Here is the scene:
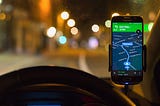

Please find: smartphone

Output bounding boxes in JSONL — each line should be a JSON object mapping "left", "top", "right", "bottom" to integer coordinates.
{"left": 110, "top": 16, "right": 143, "bottom": 85}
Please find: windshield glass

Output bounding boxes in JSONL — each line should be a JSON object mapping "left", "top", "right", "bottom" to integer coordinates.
{"left": 0, "top": 0, "right": 160, "bottom": 104}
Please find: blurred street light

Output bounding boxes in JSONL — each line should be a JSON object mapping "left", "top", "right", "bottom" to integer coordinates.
{"left": 71, "top": 27, "right": 78, "bottom": 35}
{"left": 112, "top": 13, "right": 120, "bottom": 17}
{"left": 88, "top": 37, "right": 99, "bottom": 49}
{"left": 0, "top": 0, "right": 2, "bottom": 4}
{"left": 105, "top": 20, "right": 111, "bottom": 28}
{"left": 47, "top": 27, "right": 57, "bottom": 38}
{"left": 61, "top": 11, "right": 69, "bottom": 20}
{"left": 58, "top": 35, "right": 67, "bottom": 44}
{"left": 92, "top": 24, "right": 99, "bottom": 32}
{"left": 67, "top": 19, "right": 75, "bottom": 27}
{"left": 0, "top": 12, "right": 6, "bottom": 20}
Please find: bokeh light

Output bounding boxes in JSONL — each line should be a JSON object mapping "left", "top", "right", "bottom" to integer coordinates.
{"left": 0, "top": 12, "right": 6, "bottom": 20}
{"left": 71, "top": 27, "right": 78, "bottom": 35}
{"left": 0, "top": 0, "right": 3, "bottom": 4}
{"left": 46, "top": 27, "right": 56, "bottom": 38}
{"left": 105, "top": 20, "right": 111, "bottom": 28}
{"left": 92, "top": 24, "right": 99, "bottom": 32}
{"left": 112, "top": 13, "right": 120, "bottom": 17}
{"left": 58, "top": 35, "right": 67, "bottom": 44}
{"left": 61, "top": 11, "right": 69, "bottom": 20}
{"left": 67, "top": 19, "right": 75, "bottom": 27}
{"left": 88, "top": 37, "right": 99, "bottom": 49}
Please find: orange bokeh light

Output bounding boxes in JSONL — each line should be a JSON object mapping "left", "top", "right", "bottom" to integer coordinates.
{"left": 39, "top": 0, "right": 51, "bottom": 16}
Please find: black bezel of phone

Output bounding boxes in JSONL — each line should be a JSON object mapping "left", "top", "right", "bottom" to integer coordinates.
{"left": 110, "top": 16, "right": 144, "bottom": 85}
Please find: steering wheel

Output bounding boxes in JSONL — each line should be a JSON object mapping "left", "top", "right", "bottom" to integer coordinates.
{"left": 0, "top": 66, "right": 135, "bottom": 106}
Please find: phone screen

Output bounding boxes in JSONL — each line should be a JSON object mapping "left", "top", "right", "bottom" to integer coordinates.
{"left": 111, "top": 21, "right": 143, "bottom": 77}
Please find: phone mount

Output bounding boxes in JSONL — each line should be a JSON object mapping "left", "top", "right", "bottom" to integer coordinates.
{"left": 108, "top": 44, "right": 147, "bottom": 95}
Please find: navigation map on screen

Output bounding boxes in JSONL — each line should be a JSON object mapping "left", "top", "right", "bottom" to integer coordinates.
{"left": 112, "top": 22, "right": 143, "bottom": 72}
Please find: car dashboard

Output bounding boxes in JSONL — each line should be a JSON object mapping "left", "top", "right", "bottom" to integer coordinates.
{"left": 3, "top": 83, "right": 105, "bottom": 106}
{"left": 0, "top": 66, "right": 136, "bottom": 106}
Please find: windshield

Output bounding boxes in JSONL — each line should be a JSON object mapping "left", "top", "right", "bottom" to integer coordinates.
{"left": 0, "top": 0, "right": 160, "bottom": 104}
{"left": 1, "top": 0, "right": 159, "bottom": 75}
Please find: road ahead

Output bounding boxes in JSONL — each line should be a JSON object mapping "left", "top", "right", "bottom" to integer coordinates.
{"left": 0, "top": 49, "right": 110, "bottom": 78}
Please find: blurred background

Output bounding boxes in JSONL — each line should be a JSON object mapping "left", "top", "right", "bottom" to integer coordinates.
{"left": 0, "top": 0, "right": 158, "bottom": 53}
{"left": 0, "top": 0, "right": 159, "bottom": 77}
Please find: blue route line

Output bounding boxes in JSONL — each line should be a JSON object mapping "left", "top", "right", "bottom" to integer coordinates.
{"left": 113, "top": 42, "right": 138, "bottom": 70}
{"left": 121, "top": 45, "right": 130, "bottom": 62}
{"left": 112, "top": 32, "right": 142, "bottom": 71}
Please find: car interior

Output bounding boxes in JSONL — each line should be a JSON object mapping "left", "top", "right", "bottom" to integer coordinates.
{"left": 0, "top": 0, "right": 160, "bottom": 106}
{"left": 0, "top": 66, "right": 136, "bottom": 106}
